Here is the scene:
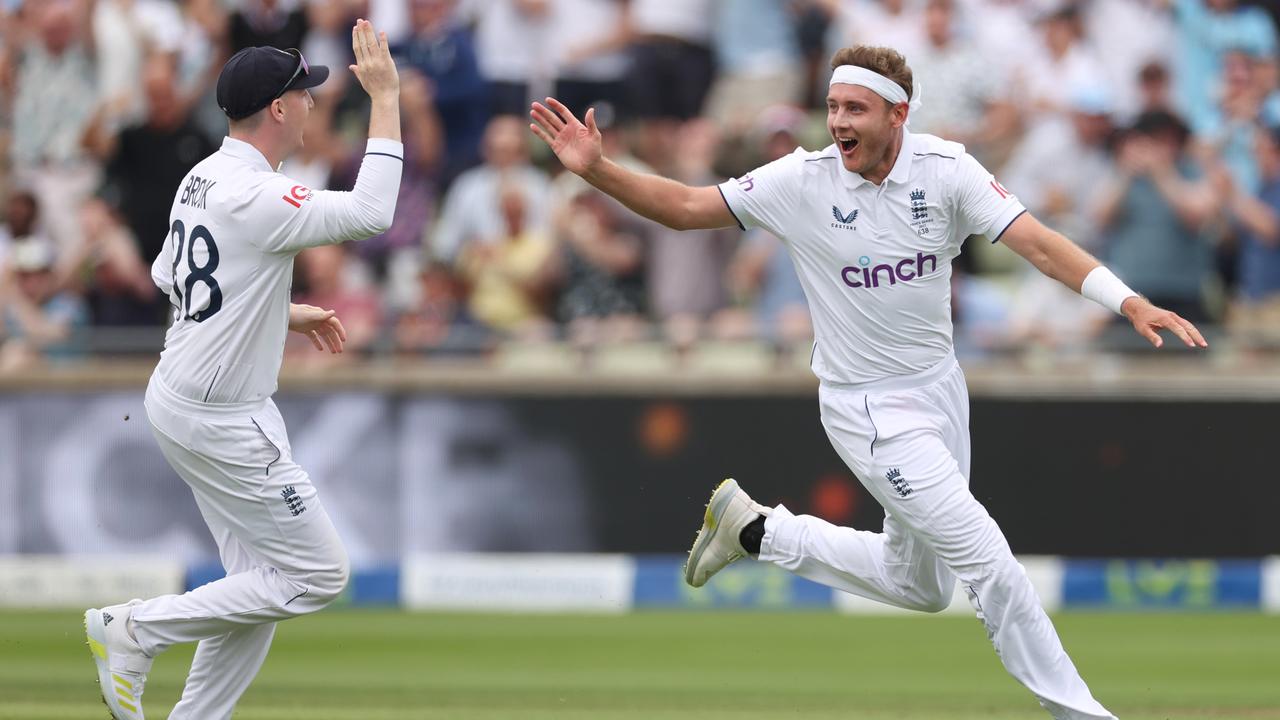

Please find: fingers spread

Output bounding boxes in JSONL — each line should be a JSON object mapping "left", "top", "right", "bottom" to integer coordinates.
{"left": 329, "top": 315, "right": 348, "bottom": 343}
{"left": 544, "top": 97, "right": 579, "bottom": 126}
{"left": 1161, "top": 315, "right": 1195, "bottom": 347}
{"left": 531, "top": 103, "right": 564, "bottom": 133}
{"left": 308, "top": 330, "right": 323, "bottom": 351}
{"left": 530, "top": 122, "right": 554, "bottom": 146}
{"left": 1180, "top": 317, "right": 1209, "bottom": 347}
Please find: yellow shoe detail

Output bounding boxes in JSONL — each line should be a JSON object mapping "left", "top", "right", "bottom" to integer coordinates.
{"left": 87, "top": 635, "right": 107, "bottom": 660}
{"left": 117, "top": 698, "right": 138, "bottom": 713}
{"left": 113, "top": 674, "right": 134, "bottom": 691}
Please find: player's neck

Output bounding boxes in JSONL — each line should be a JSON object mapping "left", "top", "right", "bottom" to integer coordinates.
{"left": 861, "top": 129, "right": 904, "bottom": 186}
{"left": 229, "top": 130, "right": 288, "bottom": 171}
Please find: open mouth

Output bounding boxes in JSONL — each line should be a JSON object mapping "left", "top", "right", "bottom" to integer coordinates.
{"left": 838, "top": 138, "right": 858, "bottom": 154}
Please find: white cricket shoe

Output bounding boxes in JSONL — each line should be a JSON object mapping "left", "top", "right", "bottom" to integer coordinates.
{"left": 85, "top": 600, "right": 152, "bottom": 720}
{"left": 684, "top": 478, "right": 770, "bottom": 588}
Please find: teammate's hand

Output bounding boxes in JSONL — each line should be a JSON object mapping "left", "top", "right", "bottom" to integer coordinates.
{"left": 1121, "top": 297, "right": 1208, "bottom": 349}
{"left": 348, "top": 18, "right": 399, "bottom": 102}
{"left": 530, "top": 97, "right": 602, "bottom": 177}
{"left": 288, "top": 303, "right": 348, "bottom": 354}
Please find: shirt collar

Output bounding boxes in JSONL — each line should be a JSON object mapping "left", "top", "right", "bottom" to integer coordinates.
{"left": 220, "top": 137, "right": 274, "bottom": 172}
{"left": 835, "top": 129, "right": 915, "bottom": 189}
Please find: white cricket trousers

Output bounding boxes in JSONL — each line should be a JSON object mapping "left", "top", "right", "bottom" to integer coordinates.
{"left": 132, "top": 377, "right": 349, "bottom": 720}
{"left": 760, "top": 356, "right": 1115, "bottom": 720}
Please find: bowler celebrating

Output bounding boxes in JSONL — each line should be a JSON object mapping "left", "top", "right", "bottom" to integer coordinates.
{"left": 83, "top": 20, "right": 402, "bottom": 720}
{"left": 531, "top": 46, "right": 1206, "bottom": 719}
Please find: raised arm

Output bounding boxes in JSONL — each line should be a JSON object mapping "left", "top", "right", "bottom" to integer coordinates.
{"left": 529, "top": 98, "right": 735, "bottom": 231}
{"left": 1000, "top": 213, "right": 1208, "bottom": 349}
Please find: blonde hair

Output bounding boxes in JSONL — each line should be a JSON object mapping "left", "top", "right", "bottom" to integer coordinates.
{"left": 829, "top": 46, "right": 913, "bottom": 101}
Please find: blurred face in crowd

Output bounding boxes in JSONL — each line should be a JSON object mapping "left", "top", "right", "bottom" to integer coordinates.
{"left": 483, "top": 116, "right": 528, "bottom": 169}
{"left": 826, "top": 82, "right": 906, "bottom": 177}
{"left": 16, "top": 268, "right": 56, "bottom": 304}
{"left": 1256, "top": 128, "right": 1280, "bottom": 179}
{"left": 409, "top": 0, "right": 453, "bottom": 33}
{"left": 6, "top": 194, "right": 38, "bottom": 237}
{"left": 924, "top": 0, "right": 954, "bottom": 48}
{"left": 38, "top": 2, "right": 77, "bottom": 55}
{"left": 1041, "top": 13, "right": 1079, "bottom": 57}
{"left": 301, "top": 245, "right": 344, "bottom": 295}
{"left": 144, "top": 57, "right": 182, "bottom": 129}
{"left": 1070, "top": 110, "right": 1112, "bottom": 147}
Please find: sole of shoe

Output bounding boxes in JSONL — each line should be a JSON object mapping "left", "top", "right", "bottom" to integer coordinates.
{"left": 85, "top": 609, "right": 136, "bottom": 720}
{"left": 684, "top": 478, "right": 739, "bottom": 588}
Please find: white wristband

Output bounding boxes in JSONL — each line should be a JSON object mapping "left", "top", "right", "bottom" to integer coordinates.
{"left": 1081, "top": 266, "right": 1139, "bottom": 315}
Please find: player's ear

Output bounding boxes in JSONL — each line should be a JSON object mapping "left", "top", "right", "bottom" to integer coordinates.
{"left": 270, "top": 97, "right": 287, "bottom": 124}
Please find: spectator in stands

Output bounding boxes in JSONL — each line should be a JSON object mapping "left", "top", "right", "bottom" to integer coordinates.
{"left": 1136, "top": 60, "right": 1176, "bottom": 116}
{"left": 0, "top": 238, "right": 87, "bottom": 370}
{"left": 175, "top": 0, "right": 231, "bottom": 144}
{"left": 7, "top": 0, "right": 100, "bottom": 255}
{"left": 705, "top": 0, "right": 803, "bottom": 132}
{"left": 93, "top": 0, "right": 186, "bottom": 130}
{"left": 88, "top": 54, "right": 216, "bottom": 263}
{"left": 550, "top": 0, "right": 632, "bottom": 121}
{"left": 292, "top": 245, "right": 383, "bottom": 359}
{"left": 429, "top": 114, "right": 550, "bottom": 262}
{"left": 393, "top": 259, "right": 479, "bottom": 354}
{"left": 393, "top": 0, "right": 489, "bottom": 184}
{"left": 1195, "top": 48, "right": 1272, "bottom": 194}
{"left": 906, "top": 0, "right": 1017, "bottom": 163}
{"left": 550, "top": 188, "right": 649, "bottom": 345}
{"left": 1002, "top": 86, "right": 1118, "bottom": 350}
{"left": 1218, "top": 125, "right": 1280, "bottom": 342}
{"left": 457, "top": 182, "right": 556, "bottom": 338}
{"left": 229, "top": 0, "right": 308, "bottom": 53}
{"left": 0, "top": 191, "right": 43, "bottom": 274}
{"left": 627, "top": 0, "right": 716, "bottom": 121}
{"left": 1003, "top": 83, "right": 1116, "bottom": 245}
{"left": 1095, "top": 110, "right": 1219, "bottom": 323}
{"left": 62, "top": 197, "right": 157, "bottom": 328}
{"left": 463, "top": 0, "right": 551, "bottom": 116}
{"left": 1172, "top": 0, "right": 1277, "bottom": 134}
{"left": 637, "top": 118, "right": 737, "bottom": 343}
{"left": 826, "top": 0, "right": 924, "bottom": 61}
{"left": 1082, "top": 0, "right": 1175, "bottom": 123}
{"left": 1022, "top": 3, "right": 1111, "bottom": 130}
{"left": 721, "top": 107, "right": 811, "bottom": 346}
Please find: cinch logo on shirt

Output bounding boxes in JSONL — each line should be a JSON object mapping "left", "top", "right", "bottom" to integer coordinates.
{"left": 841, "top": 252, "right": 938, "bottom": 289}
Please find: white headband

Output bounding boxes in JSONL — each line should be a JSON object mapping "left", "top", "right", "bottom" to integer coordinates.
{"left": 829, "top": 64, "right": 922, "bottom": 122}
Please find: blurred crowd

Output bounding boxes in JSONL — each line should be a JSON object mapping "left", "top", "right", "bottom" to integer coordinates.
{"left": 1, "top": 0, "right": 1279, "bottom": 371}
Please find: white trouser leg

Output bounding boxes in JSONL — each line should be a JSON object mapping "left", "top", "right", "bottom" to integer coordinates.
{"left": 168, "top": 498, "right": 278, "bottom": 720}
{"left": 761, "top": 369, "right": 1115, "bottom": 720}
{"left": 130, "top": 399, "right": 348, "bottom": 673}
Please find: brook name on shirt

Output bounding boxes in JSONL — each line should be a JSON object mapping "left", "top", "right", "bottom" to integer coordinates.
{"left": 842, "top": 252, "right": 938, "bottom": 289}
{"left": 179, "top": 175, "right": 216, "bottom": 210}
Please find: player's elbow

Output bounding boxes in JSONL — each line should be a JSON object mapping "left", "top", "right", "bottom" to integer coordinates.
{"left": 309, "top": 545, "right": 351, "bottom": 607}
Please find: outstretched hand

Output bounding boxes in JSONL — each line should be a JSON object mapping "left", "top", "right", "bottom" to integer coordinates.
{"left": 530, "top": 97, "right": 602, "bottom": 176}
{"left": 348, "top": 18, "right": 399, "bottom": 102}
{"left": 1122, "top": 297, "right": 1208, "bottom": 349}
{"left": 289, "top": 304, "right": 348, "bottom": 354}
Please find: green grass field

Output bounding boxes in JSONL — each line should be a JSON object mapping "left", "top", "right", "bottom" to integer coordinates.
{"left": 1, "top": 610, "right": 1277, "bottom": 719}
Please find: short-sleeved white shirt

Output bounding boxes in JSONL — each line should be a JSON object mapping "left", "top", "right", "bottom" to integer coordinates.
{"left": 719, "top": 131, "right": 1025, "bottom": 387}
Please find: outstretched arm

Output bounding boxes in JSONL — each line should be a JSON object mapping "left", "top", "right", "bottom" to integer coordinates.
{"left": 529, "top": 98, "right": 735, "bottom": 231}
{"left": 1000, "top": 213, "right": 1208, "bottom": 349}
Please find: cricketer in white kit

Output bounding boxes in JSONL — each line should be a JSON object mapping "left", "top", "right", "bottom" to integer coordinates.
{"left": 83, "top": 20, "right": 403, "bottom": 720}
{"left": 531, "top": 46, "right": 1207, "bottom": 719}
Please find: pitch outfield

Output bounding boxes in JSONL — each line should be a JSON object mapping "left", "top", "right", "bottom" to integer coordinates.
{"left": 1, "top": 610, "right": 1277, "bottom": 719}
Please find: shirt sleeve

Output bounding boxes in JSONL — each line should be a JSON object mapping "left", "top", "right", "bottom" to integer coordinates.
{"left": 717, "top": 149, "right": 806, "bottom": 238}
{"left": 952, "top": 152, "right": 1026, "bottom": 243}
{"left": 150, "top": 223, "right": 175, "bottom": 297}
{"left": 244, "top": 138, "right": 405, "bottom": 254}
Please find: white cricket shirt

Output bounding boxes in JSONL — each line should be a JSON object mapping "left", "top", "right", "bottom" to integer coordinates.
{"left": 719, "top": 131, "right": 1025, "bottom": 387}
{"left": 150, "top": 137, "right": 403, "bottom": 405}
